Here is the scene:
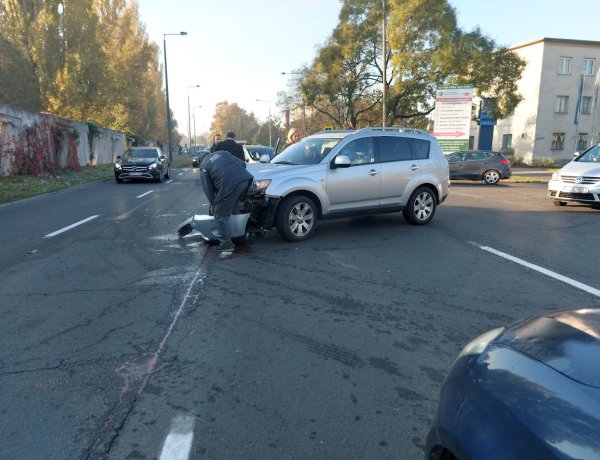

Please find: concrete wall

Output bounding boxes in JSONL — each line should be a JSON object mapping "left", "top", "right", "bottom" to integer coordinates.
{"left": 0, "top": 103, "right": 128, "bottom": 175}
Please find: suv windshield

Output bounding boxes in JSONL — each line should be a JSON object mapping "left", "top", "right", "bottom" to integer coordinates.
{"left": 273, "top": 137, "right": 342, "bottom": 165}
{"left": 123, "top": 148, "right": 159, "bottom": 160}
{"left": 577, "top": 144, "right": 600, "bottom": 162}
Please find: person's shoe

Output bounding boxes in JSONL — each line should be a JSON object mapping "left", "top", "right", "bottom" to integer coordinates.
{"left": 210, "top": 242, "right": 235, "bottom": 253}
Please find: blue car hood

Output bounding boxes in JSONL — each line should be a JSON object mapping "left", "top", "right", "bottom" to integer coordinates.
{"left": 497, "top": 308, "right": 600, "bottom": 388}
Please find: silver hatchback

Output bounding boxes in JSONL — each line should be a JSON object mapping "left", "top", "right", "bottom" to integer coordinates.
{"left": 548, "top": 143, "right": 600, "bottom": 208}
{"left": 245, "top": 127, "right": 450, "bottom": 242}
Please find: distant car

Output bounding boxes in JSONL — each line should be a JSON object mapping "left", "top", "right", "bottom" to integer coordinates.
{"left": 426, "top": 306, "right": 600, "bottom": 460}
{"left": 114, "top": 147, "right": 169, "bottom": 183}
{"left": 445, "top": 150, "right": 511, "bottom": 184}
{"left": 245, "top": 145, "right": 275, "bottom": 162}
{"left": 548, "top": 143, "right": 600, "bottom": 208}
{"left": 192, "top": 149, "right": 210, "bottom": 168}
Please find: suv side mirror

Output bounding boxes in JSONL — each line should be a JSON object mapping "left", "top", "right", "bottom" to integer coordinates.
{"left": 259, "top": 154, "right": 271, "bottom": 163}
{"left": 116, "top": 155, "right": 121, "bottom": 160}
{"left": 160, "top": 155, "right": 167, "bottom": 160}
{"left": 332, "top": 155, "right": 351, "bottom": 168}
{"left": 573, "top": 151, "right": 580, "bottom": 157}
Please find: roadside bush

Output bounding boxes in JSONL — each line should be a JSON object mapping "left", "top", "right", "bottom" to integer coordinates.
{"left": 532, "top": 158, "right": 558, "bottom": 168}
{"left": 504, "top": 151, "right": 527, "bottom": 166}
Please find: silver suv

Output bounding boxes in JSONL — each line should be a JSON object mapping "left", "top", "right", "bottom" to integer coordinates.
{"left": 245, "top": 127, "right": 450, "bottom": 242}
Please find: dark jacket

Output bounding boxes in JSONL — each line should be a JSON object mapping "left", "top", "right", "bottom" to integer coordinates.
{"left": 200, "top": 150, "right": 253, "bottom": 204}
{"left": 213, "top": 138, "right": 245, "bottom": 163}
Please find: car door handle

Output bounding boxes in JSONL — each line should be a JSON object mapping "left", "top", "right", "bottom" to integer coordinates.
{"left": 369, "top": 169, "right": 379, "bottom": 176}
{"left": 410, "top": 164, "right": 419, "bottom": 171}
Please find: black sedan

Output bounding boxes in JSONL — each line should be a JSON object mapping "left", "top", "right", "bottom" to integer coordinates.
{"left": 114, "top": 147, "right": 170, "bottom": 183}
{"left": 445, "top": 150, "right": 512, "bottom": 184}
{"left": 426, "top": 307, "right": 600, "bottom": 460}
{"left": 192, "top": 149, "right": 210, "bottom": 168}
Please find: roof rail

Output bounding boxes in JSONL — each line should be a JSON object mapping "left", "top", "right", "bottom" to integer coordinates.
{"left": 357, "top": 127, "right": 430, "bottom": 136}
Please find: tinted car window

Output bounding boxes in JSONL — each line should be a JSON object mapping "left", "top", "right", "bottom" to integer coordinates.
{"left": 445, "top": 152, "right": 464, "bottom": 162}
{"left": 123, "top": 148, "right": 159, "bottom": 160}
{"left": 409, "top": 138, "right": 430, "bottom": 159}
{"left": 378, "top": 137, "right": 412, "bottom": 162}
{"left": 338, "top": 138, "right": 375, "bottom": 165}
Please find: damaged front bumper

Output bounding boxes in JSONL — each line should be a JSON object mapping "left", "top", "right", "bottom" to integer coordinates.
{"left": 177, "top": 193, "right": 281, "bottom": 242}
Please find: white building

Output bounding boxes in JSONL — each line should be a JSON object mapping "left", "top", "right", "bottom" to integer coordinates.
{"left": 472, "top": 38, "right": 600, "bottom": 164}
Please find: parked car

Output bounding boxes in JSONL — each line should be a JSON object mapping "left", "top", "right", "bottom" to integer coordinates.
{"left": 192, "top": 149, "right": 210, "bottom": 168}
{"left": 114, "top": 147, "right": 169, "bottom": 183}
{"left": 548, "top": 143, "right": 600, "bottom": 208}
{"left": 445, "top": 150, "right": 511, "bottom": 184}
{"left": 242, "top": 127, "right": 449, "bottom": 242}
{"left": 426, "top": 306, "right": 600, "bottom": 460}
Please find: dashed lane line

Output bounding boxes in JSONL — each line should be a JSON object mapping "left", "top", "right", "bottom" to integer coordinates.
{"left": 44, "top": 215, "right": 99, "bottom": 238}
{"left": 136, "top": 190, "right": 154, "bottom": 198}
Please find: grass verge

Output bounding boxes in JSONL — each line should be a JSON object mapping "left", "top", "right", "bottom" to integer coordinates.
{"left": 0, "top": 165, "right": 113, "bottom": 204}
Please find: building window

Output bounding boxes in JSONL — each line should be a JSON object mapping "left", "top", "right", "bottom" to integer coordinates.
{"left": 581, "top": 96, "right": 592, "bottom": 114}
{"left": 468, "top": 136, "right": 474, "bottom": 150}
{"left": 552, "top": 133, "right": 565, "bottom": 150}
{"left": 502, "top": 134, "right": 512, "bottom": 149}
{"left": 559, "top": 57, "right": 572, "bottom": 75}
{"left": 577, "top": 133, "right": 588, "bottom": 151}
{"left": 556, "top": 96, "right": 569, "bottom": 113}
{"left": 582, "top": 59, "right": 595, "bottom": 76}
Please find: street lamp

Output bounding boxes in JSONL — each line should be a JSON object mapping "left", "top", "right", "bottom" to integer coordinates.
{"left": 256, "top": 99, "right": 272, "bottom": 146}
{"left": 163, "top": 31, "right": 187, "bottom": 163}
{"left": 382, "top": 0, "right": 387, "bottom": 127}
{"left": 193, "top": 105, "right": 202, "bottom": 147}
{"left": 187, "top": 85, "right": 200, "bottom": 151}
{"left": 281, "top": 71, "right": 307, "bottom": 135}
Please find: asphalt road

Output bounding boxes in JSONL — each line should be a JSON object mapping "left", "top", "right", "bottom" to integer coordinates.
{"left": 1, "top": 171, "right": 599, "bottom": 460}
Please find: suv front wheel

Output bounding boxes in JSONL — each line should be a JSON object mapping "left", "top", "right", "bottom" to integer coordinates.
{"left": 276, "top": 195, "right": 317, "bottom": 242}
{"left": 403, "top": 186, "right": 436, "bottom": 225}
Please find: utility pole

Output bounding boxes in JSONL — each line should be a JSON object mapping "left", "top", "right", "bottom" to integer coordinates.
{"left": 382, "top": 0, "right": 387, "bottom": 127}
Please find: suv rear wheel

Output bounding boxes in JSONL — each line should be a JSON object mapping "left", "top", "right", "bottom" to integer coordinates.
{"left": 403, "top": 186, "right": 436, "bottom": 225}
{"left": 276, "top": 195, "right": 317, "bottom": 242}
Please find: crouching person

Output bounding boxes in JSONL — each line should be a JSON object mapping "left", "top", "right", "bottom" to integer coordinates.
{"left": 200, "top": 150, "right": 253, "bottom": 253}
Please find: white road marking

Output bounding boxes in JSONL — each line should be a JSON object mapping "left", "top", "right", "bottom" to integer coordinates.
{"left": 158, "top": 415, "right": 195, "bottom": 460}
{"left": 178, "top": 172, "right": 184, "bottom": 176}
{"left": 167, "top": 179, "right": 174, "bottom": 183}
{"left": 477, "top": 244, "right": 600, "bottom": 298}
{"left": 44, "top": 215, "right": 99, "bottom": 238}
{"left": 137, "top": 190, "right": 154, "bottom": 198}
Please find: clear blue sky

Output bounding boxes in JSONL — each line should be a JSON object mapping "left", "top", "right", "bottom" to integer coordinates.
{"left": 138, "top": 0, "right": 599, "bottom": 141}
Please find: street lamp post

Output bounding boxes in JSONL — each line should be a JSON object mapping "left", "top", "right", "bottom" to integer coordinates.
{"left": 256, "top": 99, "right": 272, "bottom": 146}
{"left": 193, "top": 105, "right": 202, "bottom": 147}
{"left": 382, "top": 0, "right": 387, "bottom": 128}
{"left": 281, "top": 71, "right": 307, "bottom": 135}
{"left": 187, "top": 85, "right": 199, "bottom": 151}
{"left": 163, "top": 31, "right": 187, "bottom": 163}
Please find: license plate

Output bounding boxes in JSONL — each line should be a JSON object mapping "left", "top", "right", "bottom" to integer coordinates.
{"left": 562, "top": 185, "right": 587, "bottom": 193}
{"left": 129, "top": 172, "right": 142, "bottom": 176}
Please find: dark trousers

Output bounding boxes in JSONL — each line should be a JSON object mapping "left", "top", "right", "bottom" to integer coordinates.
{"left": 213, "top": 180, "right": 250, "bottom": 244}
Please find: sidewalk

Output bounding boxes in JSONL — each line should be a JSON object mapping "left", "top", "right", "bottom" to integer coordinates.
{"left": 512, "top": 167, "right": 552, "bottom": 178}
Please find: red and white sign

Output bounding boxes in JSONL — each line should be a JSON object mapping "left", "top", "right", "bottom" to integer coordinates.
{"left": 433, "top": 85, "right": 474, "bottom": 152}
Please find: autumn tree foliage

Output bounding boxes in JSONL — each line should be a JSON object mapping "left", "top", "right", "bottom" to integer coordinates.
{"left": 0, "top": 0, "right": 168, "bottom": 143}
